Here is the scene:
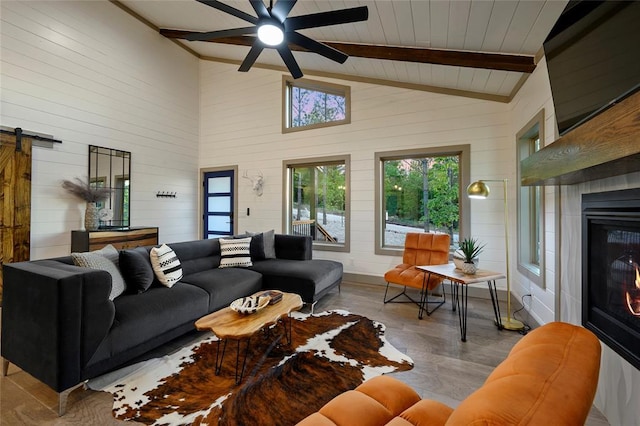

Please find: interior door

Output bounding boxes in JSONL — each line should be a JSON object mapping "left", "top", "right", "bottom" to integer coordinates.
{"left": 0, "top": 132, "right": 32, "bottom": 303}
{"left": 203, "top": 170, "right": 235, "bottom": 239}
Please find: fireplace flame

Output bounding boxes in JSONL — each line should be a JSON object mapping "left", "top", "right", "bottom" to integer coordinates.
{"left": 625, "top": 267, "right": 640, "bottom": 316}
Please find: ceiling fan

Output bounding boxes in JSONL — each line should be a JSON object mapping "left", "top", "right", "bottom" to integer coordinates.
{"left": 180, "top": 0, "right": 369, "bottom": 79}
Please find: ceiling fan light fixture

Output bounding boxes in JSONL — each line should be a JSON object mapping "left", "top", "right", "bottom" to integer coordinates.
{"left": 257, "top": 23, "right": 284, "bottom": 46}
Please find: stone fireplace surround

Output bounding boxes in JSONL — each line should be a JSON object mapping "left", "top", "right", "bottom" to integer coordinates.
{"left": 561, "top": 172, "right": 640, "bottom": 426}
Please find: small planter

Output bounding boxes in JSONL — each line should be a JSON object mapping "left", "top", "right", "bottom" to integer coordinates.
{"left": 457, "top": 238, "right": 485, "bottom": 275}
{"left": 461, "top": 261, "right": 478, "bottom": 275}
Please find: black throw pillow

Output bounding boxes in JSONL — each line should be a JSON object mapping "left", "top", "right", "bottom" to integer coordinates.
{"left": 249, "top": 232, "right": 266, "bottom": 261}
{"left": 119, "top": 248, "right": 155, "bottom": 293}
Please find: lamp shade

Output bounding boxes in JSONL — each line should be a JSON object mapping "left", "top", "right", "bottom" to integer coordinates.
{"left": 467, "top": 181, "right": 490, "bottom": 199}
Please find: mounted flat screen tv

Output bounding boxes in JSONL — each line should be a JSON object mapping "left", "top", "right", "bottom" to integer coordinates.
{"left": 543, "top": 1, "right": 640, "bottom": 136}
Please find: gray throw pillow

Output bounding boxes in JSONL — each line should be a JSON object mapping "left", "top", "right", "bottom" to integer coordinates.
{"left": 94, "top": 244, "right": 119, "bottom": 266}
{"left": 71, "top": 251, "right": 126, "bottom": 300}
{"left": 262, "top": 229, "right": 276, "bottom": 259}
{"left": 246, "top": 230, "right": 276, "bottom": 259}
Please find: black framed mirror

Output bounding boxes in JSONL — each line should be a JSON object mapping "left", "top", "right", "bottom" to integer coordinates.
{"left": 88, "top": 145, "right": 131, "bottom": 229}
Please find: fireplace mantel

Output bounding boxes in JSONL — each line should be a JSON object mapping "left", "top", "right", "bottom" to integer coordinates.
{"left": 521, "top": 90, "right": 640, "bottom": 186}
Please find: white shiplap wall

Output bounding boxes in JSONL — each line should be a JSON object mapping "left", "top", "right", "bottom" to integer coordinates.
{"left": 508, "top": 57, "right": 559, "bottom": 325}
{"left": 199, "top": 61, "right": 514, "bottom": 287}
{"left": 0, "top": 1, "right": 200, "bottom": 258}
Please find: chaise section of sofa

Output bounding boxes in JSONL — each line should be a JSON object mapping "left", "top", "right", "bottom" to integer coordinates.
{"left": 297, "top": 322, "right": 602, "bottom": 426}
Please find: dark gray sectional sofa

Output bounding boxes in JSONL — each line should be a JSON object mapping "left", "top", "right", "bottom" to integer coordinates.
{"left": 1, "top": 234, "right": 342, "bottom": 415}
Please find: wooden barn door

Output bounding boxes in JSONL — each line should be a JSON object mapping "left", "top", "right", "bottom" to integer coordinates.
{"left": 0, "top": 131, "right": 32, "bottom": 304}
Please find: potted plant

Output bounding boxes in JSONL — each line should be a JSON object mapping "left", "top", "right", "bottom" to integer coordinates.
{"left": 62, "top": 177, "right": 112, "bottom": 231}
{"left": 458, "top": 237, "right": 485, "bottom": 274}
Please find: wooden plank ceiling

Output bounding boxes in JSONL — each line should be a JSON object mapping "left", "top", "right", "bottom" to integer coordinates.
{"left": 117, "top": 0, "right": 568, "bottom": 101}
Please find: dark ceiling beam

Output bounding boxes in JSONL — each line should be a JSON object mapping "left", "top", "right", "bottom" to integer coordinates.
{"left": 159, "top": 29, "right": 536, "bottom": 73}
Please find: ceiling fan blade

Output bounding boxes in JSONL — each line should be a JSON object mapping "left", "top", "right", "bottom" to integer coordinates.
{"left": 196, "top": 0, "right": 258, "bottom": 25}
{"left": 271, "top": 0, "right": 297, "bottom": 22}
{"left": 185, "top": 26, "right": 257, "bottom": 41}
{"left": 276, "top": 46, "right": 303, "bottom": 79}
{"left": 238, "top": 41, "right": 265, "bottom": 72}
{"left": 249, "top": 0, "right": 269, "bottom": 19}
{"left": 285, "top": 6, "right": 368, "bottom": 31}
{"left": 289, "top": 32, "right": 348, "bottom": 64}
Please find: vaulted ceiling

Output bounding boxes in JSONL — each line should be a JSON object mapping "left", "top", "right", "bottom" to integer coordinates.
{"left": 115, "top": 0, "right": 568, "bottom": 102}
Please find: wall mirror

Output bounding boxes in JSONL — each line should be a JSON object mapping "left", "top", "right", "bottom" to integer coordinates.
{"left": 88, "top": 145, "right": 131, "bottom": 228}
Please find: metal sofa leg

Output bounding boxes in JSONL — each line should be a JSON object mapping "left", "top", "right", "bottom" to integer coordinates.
{"left": 58, "top": 382, "right": 85, "bottom": 416}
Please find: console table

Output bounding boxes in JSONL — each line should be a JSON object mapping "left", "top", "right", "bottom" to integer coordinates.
{"left": 417, "top": 263, "right": 505, "bottom": 342}
{"left": 71, "top": 227, "right": 158, "bottom": 252}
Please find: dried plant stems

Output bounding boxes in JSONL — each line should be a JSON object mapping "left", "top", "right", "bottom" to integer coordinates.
{"left": 62, "top": 177, "right": 112, "bottom": 203}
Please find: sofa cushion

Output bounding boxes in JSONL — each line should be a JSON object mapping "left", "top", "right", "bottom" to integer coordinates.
{"left": 219, "top": 237, "right": 253, "bottom": 268}
{"left": 169, "top": 239, "right": 220, "bottom": 275}
{"left": 180, "top": 268, "right": 262, "bottom": 311}
{"left": 150, "top": 244, "right": 183, "bottom": 288}
{"left": 71, "top": 251, "right": 126, "bottom": 300}
{"left": 250, "top": 259, "right": 342, "bottom": 303}
{"left": 120, "top": 248, "right": 155, "bottom": 293}
{"left": 106, "top": 284, "right": 209, "bottom": 355}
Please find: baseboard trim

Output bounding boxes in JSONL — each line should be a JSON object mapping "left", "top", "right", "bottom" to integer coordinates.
{"left": 343, "top": 272, "right": 509, "bottom": 302}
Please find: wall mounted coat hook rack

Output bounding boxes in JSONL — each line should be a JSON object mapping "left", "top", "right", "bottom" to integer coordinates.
{"left": 156, "top": 191, "right": 177, "bottom": 198}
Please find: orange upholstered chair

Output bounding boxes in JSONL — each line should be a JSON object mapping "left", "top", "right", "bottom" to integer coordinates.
{"left": 384, "top": 233, "right": 450, "bottom": 318}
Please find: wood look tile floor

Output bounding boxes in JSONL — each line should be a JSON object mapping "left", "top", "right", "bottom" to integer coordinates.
{"left": 1, "top": 281, "right": 609, "bottom": 425}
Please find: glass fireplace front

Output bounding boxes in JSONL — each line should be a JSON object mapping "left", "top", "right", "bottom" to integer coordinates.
{"left": 582, "top": 188, "right": 640, "bottom": 370}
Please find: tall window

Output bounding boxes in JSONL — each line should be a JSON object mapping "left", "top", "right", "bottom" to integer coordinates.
{"left": 375, "top": 146, "right": 470, "bottom": 255}
{"left": 283, "top": 155, "right": 350, "bottom": 252}
{"left": 517, "top": 110, "right": 545, "bottom": 288}
{"left": 282, "top": 77, "right": 350, "bottom": 133}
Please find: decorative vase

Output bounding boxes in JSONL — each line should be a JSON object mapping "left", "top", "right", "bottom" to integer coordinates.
{"left": 85, "top": 202, "right": 99, "bottom": 231}
{"left": 461, "top": 261, "right": 478, "bottom": 275}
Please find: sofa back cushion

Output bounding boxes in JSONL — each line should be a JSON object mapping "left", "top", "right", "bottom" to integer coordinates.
{"left": 168, "top": 239, "right": 221, "bottom": 276}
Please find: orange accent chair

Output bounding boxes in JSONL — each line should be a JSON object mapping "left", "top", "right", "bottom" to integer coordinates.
{"left": 383, "top": 233, "right": 451, "bottom": 318}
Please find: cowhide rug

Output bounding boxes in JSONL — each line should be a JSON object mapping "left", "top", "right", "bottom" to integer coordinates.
{"left": 89, "top": 310, "right": 413, "bottom": 426}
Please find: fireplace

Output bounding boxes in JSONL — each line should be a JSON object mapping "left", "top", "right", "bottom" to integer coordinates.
{"left": 582, "top": 188, "right": 640, "bottom": 370}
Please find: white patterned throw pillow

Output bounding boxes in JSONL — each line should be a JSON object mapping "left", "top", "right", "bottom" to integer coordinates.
{"left": 150, "top": 244, "right": 183, "bottom": 288}
{"left": 219, "top": 237, "right": 253, "bottom": 268}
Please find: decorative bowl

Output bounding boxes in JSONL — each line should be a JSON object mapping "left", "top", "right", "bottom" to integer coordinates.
{"left": 230, "top": 295, "right": 270, "bottom": 315}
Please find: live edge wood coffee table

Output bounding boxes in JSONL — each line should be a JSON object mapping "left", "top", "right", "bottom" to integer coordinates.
{"left": 195, "top": 291, "right": 303, "bottom": 384}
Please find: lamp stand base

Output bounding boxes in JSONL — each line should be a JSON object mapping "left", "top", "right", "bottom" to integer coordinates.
{"left": 500, "top": 317, "right": 525, "bottom": 331}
